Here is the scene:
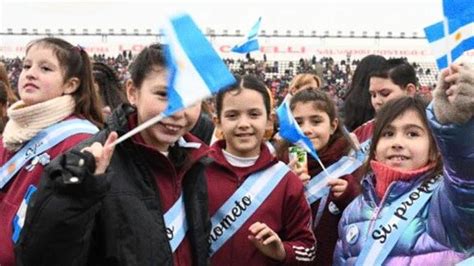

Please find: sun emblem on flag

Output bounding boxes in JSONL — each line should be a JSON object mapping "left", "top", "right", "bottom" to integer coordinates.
{"left": 177, "top": 59, "right": 186, "bottom": 70}
{"left": 7, "top": 162, "right": 16, "bottom": 174}
{"left": 455, "top": 32, "right": 462, "bottom": 42}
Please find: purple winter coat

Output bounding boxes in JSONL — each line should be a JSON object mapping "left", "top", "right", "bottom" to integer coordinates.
{"left": 333, "top": 103, "right": 474, "bottom": 265}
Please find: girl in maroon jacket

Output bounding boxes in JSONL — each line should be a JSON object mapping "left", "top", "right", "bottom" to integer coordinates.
{"left": 276, "top": 88, "right": 361, "bottom": 266}
{"left": 206, "top": 75, "right": 316, "bottom": 265}
{"left": 0, "top": 37, "right": 103, "bottom": 266}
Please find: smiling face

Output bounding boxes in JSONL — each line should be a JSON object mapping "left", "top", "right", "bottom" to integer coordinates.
{"left": 217, "top": 88, "right": 270, "bottom": 157}
{"left": 292, "top": 101, "right": 337, "bottom": 151}
{"left": 369, "top": 77, "right": 411, "bottom": 113}
{"left": 374, "top": 110, "right": 431, "bottom": 171}
{"left": 18, "top": 44, "right": 77, "bottom": 105}
{"left": 127, "top": 67, "right": 201, "bottom": 152}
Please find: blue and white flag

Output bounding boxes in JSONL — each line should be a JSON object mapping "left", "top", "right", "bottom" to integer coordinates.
{"left": 231, "top": 17, "right": 262, "bottom": 54}
{"left": 443, "top": 0, "right": 474, "bottom": 19}
{"left": 163, "top": 13, "right": 236, "bottom": 115}
{"left": 276, "top": 95, "right": 319, "bottom": 160}
{"left": 424, "top": 1, "right": 474, "bottom": 70}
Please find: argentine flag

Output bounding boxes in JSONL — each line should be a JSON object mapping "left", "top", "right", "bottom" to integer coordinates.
{"left": 163, "top": 14, "right": 236, "bottom": 115}
{"left": 443, "top": 0, "right": 474, "bottom": 19}
{"left": 424, "top": 1, "right": 474, "bottom": 70}
{"left": 276, "top": 95, "right": 319, "bottom": 160}
{"left": 231, "top": 17, "right": 262, "bottom": 54}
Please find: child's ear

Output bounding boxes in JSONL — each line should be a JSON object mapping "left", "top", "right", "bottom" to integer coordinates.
{"left": 405, "top": 83, "right": 417, "bottom": 96}
{"left": 125, "top": 79, "right": 137, "bottom": 105}
{"left": 330, "top": 117, "right": 339, "bottom": 135}
{"left": 212, "top": 114, "right": 220, "bottom": 127}
{"left": 63, "top": 77, "right": 80, "bottom": 94}
{"left": 266, "top": 112, "right": 275, "bottom": 128}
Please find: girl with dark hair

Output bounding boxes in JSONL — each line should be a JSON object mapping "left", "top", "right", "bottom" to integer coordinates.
{"left": 16, "top": 44, "right": 210, "bottom": 265}
{"left": 207, "top": 75, "right": 316, "bottom": 265}
{"left": 343, "top": 54, "right": 386, "bottom": 132}
{"left": 276, "top": 88, "right": 361, "bottom": 266}
{"left": 92, "top": 61, "right": 128, "bottom": 117}
{"left": 333, "top": 63, "right": 474, "bottom": 265}
{"left": 0, "top": 37, "right": 103, "bottom": 266}
{"left": 351, "top": 58, "right": 418, "bottom": 168}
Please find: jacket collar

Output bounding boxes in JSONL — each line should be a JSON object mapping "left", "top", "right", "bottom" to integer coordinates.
{"left": 361, "top": 172, "right": 431, "bottom": 205}
{"left": 209, "top": 139, "right": 277, "bottom": 179}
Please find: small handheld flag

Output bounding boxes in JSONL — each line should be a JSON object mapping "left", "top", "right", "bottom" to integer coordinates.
{"left": 276, "top": 95, "right": 330, "bottom": 175}
{"left": 424, "top": 0, "right": 474, "bottom": 70}
{"left": 231, "top": 17, "right": 262, "bottom": 54}
{"left": 112, "top": 13, "right": 236, "bottom": 146}
{"left": 276, "top": 95, "right": 319, "bottom": 160}
{"left": 163, "top": 14, "right": 236, "bottom": 116}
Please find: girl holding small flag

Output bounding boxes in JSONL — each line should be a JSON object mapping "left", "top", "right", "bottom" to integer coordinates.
{"left": 0, "top": 37, "right": 103, "bottom": 266}
{"left": 276, "top": 88, "right": 361, "bottom": 266}
{"left": 206, "top": 75, "right": 316, "bottom": 265}
{"left": 333, "top": 63, "right": 474, "bottom": 265}
{"left": 15, "top": 44, "right": 211, "bottom": 266}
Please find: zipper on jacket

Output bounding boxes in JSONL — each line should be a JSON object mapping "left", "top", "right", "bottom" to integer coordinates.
{"left": 367, "top": 182, "right": 396, "bottom": 233}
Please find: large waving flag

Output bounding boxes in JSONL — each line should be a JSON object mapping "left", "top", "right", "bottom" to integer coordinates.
{"left": 231, "top": 17, "right": 262, "bottom": 54}
{"left": 424, "top": 0, "right": 474, "bottom": 70}
{"left": 164, "top": 14, "right": 236, "bottom": 115}
{"left": 113, "top": 13, "right": 235, "bottom": 146}
{"left": 276, "top": 95, "right": 319, "bottom": 160}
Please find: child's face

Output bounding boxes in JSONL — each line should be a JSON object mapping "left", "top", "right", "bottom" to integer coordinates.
{"left": 292, "top": 102, "right": 337, "bottom": 151}
{"left": 217, "top": 88, "right": 270, "bottom": 157}
{"left": 18, "top": 45, "right": 76, "bottom": 105}
{"left": 127, "top": 68, "right": 201, "bottom": 152}
{"left": 375, "top": 110, "right": 431, "bottom": 171}
{"left": 369, "top": 77, "right": 411, "bottom": 112}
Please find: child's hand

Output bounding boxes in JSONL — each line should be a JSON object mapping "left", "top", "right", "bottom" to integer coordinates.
{"left": 81, "top": 132, "right": 118, "bottom": 175}
{"left": 327, "top": 179, "right": 348, "bottom": 198}
{"left": 433, "top": 63, "right": 474, "bottom": 124}
{"left": 248, "top": 221, "right": 286, "bottom": 262}
{"left": 289, "top": 158, "right": 310, "bottom": 185}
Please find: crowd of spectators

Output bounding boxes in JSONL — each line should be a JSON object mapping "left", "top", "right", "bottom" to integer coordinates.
{"left": 0, "top": 52, "right": 438, "bottom": 110}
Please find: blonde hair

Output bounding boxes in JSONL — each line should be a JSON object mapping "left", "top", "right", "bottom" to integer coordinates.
{"left": 289, "top": 73, "right": 322, "bottom": 94}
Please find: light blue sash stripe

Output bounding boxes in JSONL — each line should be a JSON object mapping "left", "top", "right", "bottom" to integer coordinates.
{"left": 209, "top": 162, "right": 289, "bottom": 255}
{"left": 457, "top": 256, "right": 474, "bottom": 266}
{"left": 12, "top": 184, "right": 37, "bottom": 243}
{"left": 0, "top": 119, "right": 98, "bottom": 189}
{"left": 304, "top": 139, "right": 370, "bottom": 205}
{"left": 164, "top": 193, "right": 188, "bottom": 252}
{"left": 355, "top": 174, "right": 442, "bottom": 266}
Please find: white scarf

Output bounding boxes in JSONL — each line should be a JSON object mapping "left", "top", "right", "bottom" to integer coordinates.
{"left": 2, "top": 95, "right": 76, "bottom": 151}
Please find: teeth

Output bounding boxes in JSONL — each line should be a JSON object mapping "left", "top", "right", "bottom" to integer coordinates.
{"left": 164, "top": 124, "right": 180, "bottom": 131}
{"left": 390, "top": 156, "right": 407, "bottom": 161}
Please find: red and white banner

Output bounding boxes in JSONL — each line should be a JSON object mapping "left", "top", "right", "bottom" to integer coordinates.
{"left": 2, "top": 35, "right": 474, "bottom": 62}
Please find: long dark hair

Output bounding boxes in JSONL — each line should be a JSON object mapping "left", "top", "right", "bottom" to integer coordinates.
{"left": 365, "top": 96, "right": 441, "bottom": 175}
{"left": 93, "top": 62, "right": 128, "bottom": 110}
{"left": 343, "top": 55, "right": 386, "bottom": 131}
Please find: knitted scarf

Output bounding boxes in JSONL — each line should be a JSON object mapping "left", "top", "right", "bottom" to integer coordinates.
{"left": 2, "top": 95, "right": 75, "bottom": 151}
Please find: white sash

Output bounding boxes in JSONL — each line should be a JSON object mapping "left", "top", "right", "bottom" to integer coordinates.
{"left": 355, "top": 174, "right": 442, "bottom": 266}
{"left": 209, "top": 161, "right": 290, "bottom": 255}
{"left": 163, "top": 193, "right": 187, "bottom": 252}
{"left": 0, "top": 119, "right": 99, "bottom": 189}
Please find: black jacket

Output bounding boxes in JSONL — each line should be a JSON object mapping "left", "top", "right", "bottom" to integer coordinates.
{"left": 15, "top": 104, "right": 211, "bottom": 266}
